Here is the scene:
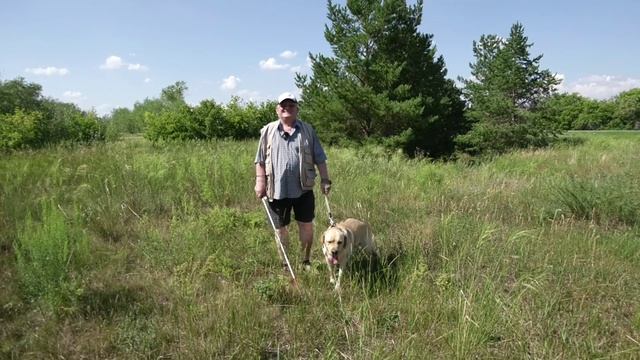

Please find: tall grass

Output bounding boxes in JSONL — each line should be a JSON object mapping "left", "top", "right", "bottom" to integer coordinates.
{"left": 1, "top": 132, "right": 639, "bottom": 358}
{"left": 13, "top": 202, "right": 90, "bottom": 311}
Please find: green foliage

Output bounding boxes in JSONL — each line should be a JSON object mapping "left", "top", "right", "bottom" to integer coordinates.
{"left": 0, "top": 77, "right": 44, "bottom": 115}
{"left": 573, "top": 100, "right": 614, "bottom": 130}
{"left": 106, "top": 83, "right": 186, "bottom": 139}
{"left": 160, "top": 80, "right": 188, "bottom": 107}
{"left": 194, "top": 99, "right": 227, "bottom": 138}
{"left": 0, "top": 109, "right": 44, "bottom": 150}
{"left": 0, "top": 77, "right": 106, "bottom": 149}
{"left": 538, "top": 93, "right": 594, "bottom": 130}
{"left": 611, "top": 88, "right": 640, "bottom": 129}
{"left": 13, "top": 202, "right": 90, "bottom": 310}
{"left": 144, "top": 104, "right": 203, "bottom": 141}
{"left": 459, "top": 23, "right": 560, "bottom": 154}
{"left": 143, "top": 94, "right": 276, "bottom": 141}
{"left": 67, "top": 111, "right": 106, "bottom": 142}
{"left": 455, "top": 119, "right": 552, "bottom": 155}
{"left": 223, "top": 97, "right": 275, "bottom": 139}
{"left": 297, "top": 0, "right": 468, "bottom": 157}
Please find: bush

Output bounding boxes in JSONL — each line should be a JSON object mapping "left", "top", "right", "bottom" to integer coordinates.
{"left": 0, "top": 109, "right": 44, "bottom": 150}
{"left": 67, "top": 111, "right": 106, "bottom": 142}
{"left": 144, "top": 104, "right": 204, "bottom": 141}
{"left": 455, "top": 121, "right": 552, "bottom": 155}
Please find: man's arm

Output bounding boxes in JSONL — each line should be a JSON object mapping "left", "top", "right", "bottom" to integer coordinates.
{"left": 255, "top": 163, "right": 266, "bottom": 198}
{"left": 317, "top": 162, "right": 331, "bottom": 195}
{"left": 317, "top": 162, "right": 329, "bottom": 181}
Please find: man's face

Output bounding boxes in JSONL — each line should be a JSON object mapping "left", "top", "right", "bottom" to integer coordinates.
{"left": 277, "top": 100, "right": 298, "bottom": 120}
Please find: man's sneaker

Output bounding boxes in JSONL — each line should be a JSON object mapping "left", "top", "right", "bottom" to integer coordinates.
{"left": 302, "top": 260, "right": 312, "bottom": 271}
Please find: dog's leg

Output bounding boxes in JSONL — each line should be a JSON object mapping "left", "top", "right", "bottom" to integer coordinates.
{"left": 334, "top": 266, "right": 343, "bottom": 291}
{"left": 326, "top": 261, "right": 336, "bottom": 285}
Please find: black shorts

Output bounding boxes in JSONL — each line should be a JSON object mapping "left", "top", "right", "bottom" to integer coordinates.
{"left": 267, "top": 191, "right": 315, "bottom": 228}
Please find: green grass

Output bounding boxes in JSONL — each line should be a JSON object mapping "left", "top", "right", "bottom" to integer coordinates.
{"left": 1, "top": 133, "right": 639, "bottom": 358}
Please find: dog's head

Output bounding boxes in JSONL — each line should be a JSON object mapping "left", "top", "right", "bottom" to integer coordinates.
{"left": 322, "top": 226, "right": 349, "bottom": 265}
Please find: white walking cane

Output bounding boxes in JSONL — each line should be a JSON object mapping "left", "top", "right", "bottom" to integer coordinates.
{"left": 261, "top": 196, "right": 298, "bottom": 285}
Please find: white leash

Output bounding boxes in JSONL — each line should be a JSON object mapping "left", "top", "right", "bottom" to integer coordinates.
{"left": 261, "top": 197, "right": 297, "bottom": 282}
{"left": 324, "top": 194, "right": 337, "bottom": 227}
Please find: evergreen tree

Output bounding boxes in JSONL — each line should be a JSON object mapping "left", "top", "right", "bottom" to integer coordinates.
{"left": 458, "top": 23, "right": 560, "bottom": 154}
{"left": 296, "top": 0, "right": 467, "bottom": 157}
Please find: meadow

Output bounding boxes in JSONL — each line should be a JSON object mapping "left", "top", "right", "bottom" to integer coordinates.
{"left": 1, "top": 132, "right": 639, "bottom": 359}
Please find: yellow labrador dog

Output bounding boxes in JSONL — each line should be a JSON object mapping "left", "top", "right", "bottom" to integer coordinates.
{"left": 321, "top": 218, "right": 377, "bottom": 290}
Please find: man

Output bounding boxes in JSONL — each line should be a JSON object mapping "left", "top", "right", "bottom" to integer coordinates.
{"left": 254, "top": 92, "right": 331, "bottom": 272}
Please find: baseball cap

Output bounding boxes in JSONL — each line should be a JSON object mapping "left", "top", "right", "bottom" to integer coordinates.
{"left": 277, "top": 92, "right": 298, "bottom": 104}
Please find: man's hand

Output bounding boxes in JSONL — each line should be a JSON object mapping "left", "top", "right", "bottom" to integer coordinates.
{"left": 255, "top": 176, "right": 266, "bottom": 198}
{"left": 321, "top": 178, "right": 332, "bottom": 195}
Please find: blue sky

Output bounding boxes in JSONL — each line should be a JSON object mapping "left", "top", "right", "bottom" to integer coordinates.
{"left": 1, "top": 0, "right": 638, "bottom": 115}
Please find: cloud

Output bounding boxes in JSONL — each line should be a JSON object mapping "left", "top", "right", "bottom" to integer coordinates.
{"left": 63, "top": 90, "right": 83, "bottom": 99}
{"left": 259, "top": 57, "right": 289, "bottom": 70}
{"left": 280, "top": 50, "right": 297, "bottom": 59}
{"left": 144, "top": 78, "right": 151, "bottom": 83}
{"left": 25, "top": 66, "right": 69, "bottom": 76}
{"left": 127, "top": 63, "right": 149, "bottom": 71}
{"left": 221, "top": 75, "right": 241, "bottom": 90}
{"left": 100, "top": 55, "right": 148, "bottom": 71}
{"left": 100, "top": 55, "right": 125, "bottom": 70}
{"left": 561, "top": 75, "right": 640, "bottom": 100}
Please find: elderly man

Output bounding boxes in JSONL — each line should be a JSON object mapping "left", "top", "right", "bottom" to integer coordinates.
{"left": 254, "top": 92, "right": 331, "bottom": 271}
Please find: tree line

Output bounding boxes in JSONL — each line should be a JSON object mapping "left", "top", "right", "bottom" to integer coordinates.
{"left": 2, "top": 0, "right": 638, "bottom": 156}
{"left": 0, "top": 78, "right": 105, "bottom": 151}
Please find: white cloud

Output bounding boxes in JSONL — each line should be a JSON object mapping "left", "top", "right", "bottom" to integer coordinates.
{"left": 306, "top": 56, "right": 313, "bottom": 68}
{"left": 25, "top": 66, "right": 69, "bottom": 76}
{"left": 63, "top": 90, "right": 83, "bottom": 99}
{"left": 127, "top": 63, "right": 148, "bottom": 71}
{"left": 144, "top": 78, "right": 151, "bottom": 83}
{"left": 280, "top": 50, "right": 297, "bottom": 59}
{"left": 259, "top": 57, "right": 289, "bottom": 70}
{"left": 561, "top": 75, "right": 640, "bottom": 100}
{"left": 100, "top": 55, "right": 125, "bottom": 69}
{"left": 100, "top": 55, "right": 148, "bottom": 71}
{"left": 221, "top": 75, "right": 241, "bottom": 90}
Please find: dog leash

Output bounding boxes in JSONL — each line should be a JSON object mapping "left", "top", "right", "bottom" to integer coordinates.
{"left": 261, "top": 197, "right": 297, "bottom": 284}
{"left": 324, "top": 194, "right": 337, "bottom": 227}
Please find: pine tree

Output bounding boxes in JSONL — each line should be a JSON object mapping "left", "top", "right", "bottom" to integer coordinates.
{"left": 296, "top": 0, "right": 467, "bottom": 157}
{"left": 458, "top": 23, "right": 560, "bottom": 154}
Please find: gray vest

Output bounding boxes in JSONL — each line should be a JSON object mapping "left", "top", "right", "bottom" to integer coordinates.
{"left": 260, "top": 120, "right": 316, "bottom": 200}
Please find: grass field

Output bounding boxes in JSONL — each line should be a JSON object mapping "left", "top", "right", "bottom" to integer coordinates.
{"left": 1, "top": 132, "right": 639, "bottom": 358}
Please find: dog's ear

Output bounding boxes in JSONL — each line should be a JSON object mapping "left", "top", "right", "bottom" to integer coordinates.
{"left": 341, "top": 228, "right": 350, "bottom": 248}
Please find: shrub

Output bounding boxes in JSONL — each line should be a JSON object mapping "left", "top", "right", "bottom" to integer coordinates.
{"left": 144, "top": 104, "right": 204, "bottom": 141}
{"left": 0, "top": 109, "right": 44, "bottom": 150}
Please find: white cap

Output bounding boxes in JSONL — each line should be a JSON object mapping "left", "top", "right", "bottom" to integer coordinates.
{"left": 277, "top": 92, "right": 298, "bottom": 104}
